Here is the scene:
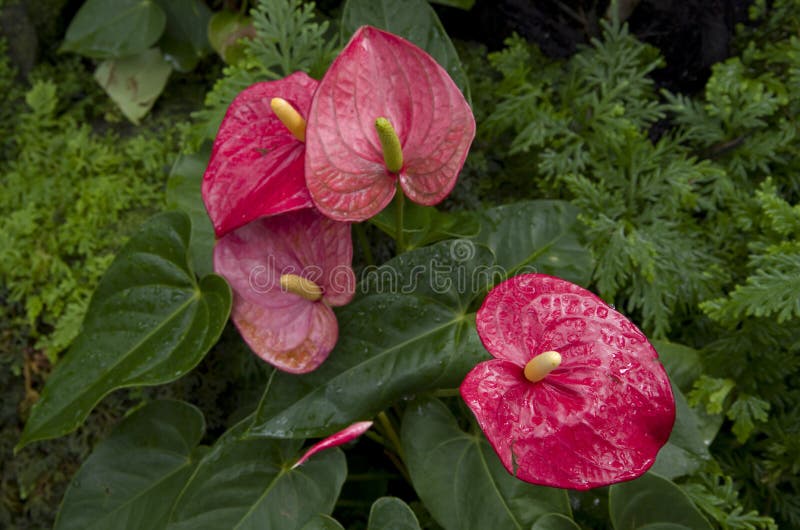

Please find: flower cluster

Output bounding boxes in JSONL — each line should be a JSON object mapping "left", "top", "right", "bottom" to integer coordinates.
{"left": 202, "top": 26, "right": 474, "bottom": 373}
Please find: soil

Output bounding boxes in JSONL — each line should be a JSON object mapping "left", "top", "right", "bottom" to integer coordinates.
{"left": 436, "top": 0, "right": 754, "bottom": 94}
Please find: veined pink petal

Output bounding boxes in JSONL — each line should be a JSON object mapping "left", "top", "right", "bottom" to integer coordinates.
{"left": 203, "top": 72, "right": 317, "bottom": 237}
{"left": 292, "top": 421, "right": 374, "bottom": 469}
{"left": 461, "top": 273, "right": 675, "bottom": 490}
{"left": 305, "top": 26, "right": 475, "bottom": 222}
{"left": 213, "top": 209, "right": 355, "bottom": 373}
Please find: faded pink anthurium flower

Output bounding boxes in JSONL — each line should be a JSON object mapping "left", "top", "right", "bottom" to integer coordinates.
{"left": 292, "top": 421, "right": 374, "bottom": 469}
{"left": 213, "top": 208, "right": 355, "bottom": 373}
{"left": 202, "top": 71, "right": 317, "bottom": 237}
{"left": 305, "top": 26, "right": 476, "bottom": 222}
{"left": 460, "top": 273, "right": 675, "bottom": 490}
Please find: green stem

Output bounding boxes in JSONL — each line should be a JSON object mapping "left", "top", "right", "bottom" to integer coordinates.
{"left": 354, "top": 223, "right": 375, "bottom": 266}
{"left": 377, "top": 411, "right": 405, "bottom": 462}
{"left": 432, "top": 388, "right": 461, "bottom": 397}
{"left": 394, "top": 186, "right": 405, "bottom": 254}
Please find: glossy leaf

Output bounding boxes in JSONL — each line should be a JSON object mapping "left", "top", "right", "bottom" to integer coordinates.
{"left": 342, "top": 0, "right": 470, "bottom": 98}
{"left": 214, "top": 209, "right": 355, "bottom": 373}
{"left": 650, "top": 384, "right": 712, "bottom": 480}
{"left": 401, "top": 398, "right": 571, "bottom": 530}
{"left": 301, "top": 515, "right": 346, "bottom": 530}
{"left": 462, "top": 274, "right": 675, "bottom": 490}
{"left": 94, "top": 48, "right": 172, "bottom": 124}
{"left": 202, "top": 72, "right": 316, "bottom": 237}
{"left": 55, "top": 401, "right": 205, "bottom": 530}
{"left": 207, "top": 11, "right": 255, "bottom": 65}
{"left": 167, "top": 421, "right": 346, "bottom": 530}
{"left": 371, "top": 201, "right": 480, "bottom": 250}
{"left": 155, "top": 0, "right": 213, "bottom": 72}
{"left": 249, "top": 240, "right": 492, "bottom": 438}
{"left": 305, "top": 26, "right": 475, "bottom": 221}
{"left": 368, "top": 497, "right": 421, "bottom": 530}
{"left": 474, "top": 200, "right": 593, "bottom": 286}
{"left": 609, "top": 472, "right": 712, "bottom": 530}
{"left": 652, "top": 340, "right": 703, "bottom": 392}
{"left": 429, "top": 0, "right": 476, "bottom": 9}
{"left": 166, "top": 147, "right": 214, "bottom": 277}
{"left": 17, "top": 212, "right": 231, "bottom": 449}
{"left": 61, "top": 0, "right": 166, "bottom": 59}
{"left": 531, "top": 513, "right": 581, "bottom": 530}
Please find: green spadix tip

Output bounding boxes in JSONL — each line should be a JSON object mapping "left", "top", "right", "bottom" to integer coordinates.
{"left": 375, "top": 117, "right": 403, "bottom": 173}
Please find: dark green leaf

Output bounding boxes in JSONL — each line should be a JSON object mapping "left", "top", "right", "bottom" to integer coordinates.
{"left": 94, "top": 48, "right": 172, "bottom": 124}
{"left": 155, "top": 0, "right": 213, "bottom": 72}
{"left": 473, "top": 200, "right": 593, "bottom": 286}
{"left": 371, "top": 202, "right": 480, "bottom": 250}
{"left": 609, "top": 472, "right": 712, "bottom": 530}
{"left": 428, "top": 0, "right": 475, "bottom": 9}
{"left": 368, "top": 497, "right": 421, "bottom": 530}
{"left": 652, "top": 340, "right": 702, "bottom": 392}
{"left": 166, "top": 147, "right": 215, "bottom": 278}
{"left": 18, "top": 212, "right": 231, "bottom": 449}
{"left": 61, "top": 0, "right": 166, "bottom": 59}
{"left": 301, "top": 515, "right": 346, "bottom": 530}
{"left": 167, "top": 422, "right": 346, "bottom": 529}
{"left": 249, "top": 241, "right": 493, "bottom": 438}
{"left": 650, "top": 385, "right": 712, "bottom": 480}
{"left": 402, "top": 398, "right": 571, "bottom": 530}
{"left": 207, "top": 11, "right": 254, "bottom": 65}
{"left": 531, "top": 513, "right": 582, "bottom": 530}
{"left": 54, "top": 401, "right": 204, "bottom": 530}
{"left": 341, "top": 0, "right": 471, "bottom": 100}
{"left": 639, "top": 523, "right": 693, "bottom": 530}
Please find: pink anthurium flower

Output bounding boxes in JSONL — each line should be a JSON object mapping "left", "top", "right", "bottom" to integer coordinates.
{"left": 202, "top": 71, "right": 317, "bottom": 237}
{"left": 292, "top": 421, "right": 374, "bottom": 469}
{"left": 305, "top": 26, "right": 476, "bottom": 222}
{"left": 214, "top": 208, "right": 355, "bottom": 373}
{"left": 460, "top": 274, "right": 675, "bottom": 490}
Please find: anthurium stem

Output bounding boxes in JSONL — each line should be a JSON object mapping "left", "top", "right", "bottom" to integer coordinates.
{"left": 354, "top": 223, "right": 375, "bottom": 266}
{"left": 279, "top": 274, "right": 322, "bottom": 301}
{"left": 375, "top": 117, "right": 403, "bottom": 173}
{"left": 270, "top": 97, "right": 306, "bottom": 142}
{"left": 394, "top": 186, "right": 405, "bottom": 253}
{"left": 524, "top": 350, "right": 562, "bottom": 383}
{"left": 377, "top": 411, "right": 405, "bottom": 462}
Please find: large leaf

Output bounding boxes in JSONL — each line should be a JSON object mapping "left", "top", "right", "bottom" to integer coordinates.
{"left": 341, "top": 0, "right": 470, "bottom": 100}
{"left": 94, "top": 48, "right": 172, "bottom": 124}
{"left": 609, "top": 472, "right": 712, "bottom": 530}
{"left": 155, "top": 0, "right": 213, "bottom": 72}
{"left": 368, "top": 497, "right": 421, "bottom": 530}
{"left": 248, "top": 241, "right": 493, "bottom": 438}
{"left": 650, "top": 385, "right": 712, "bottom": 480}
{"left": 301, "top": 515, "right": 346, "bottom": 530}
{"left": 18, "top": 212, "right": 231, "bottom": 449}
{"left": 531, "top": 514, "right": 581, "bottom": 530}
{"left": 652, "top": 340, "right": 703, "bottom": 392}
{"left": 474, "top": 200, "right": 592, "bottom": 286}
{"left": 61, "top": 0, "right": 166, "bottom": 59}
{"left": 429, "top": 0, "right": 475, "bottom": 9}
{"left": 167, "top": 422, "right": 346, "bottom": 529}
{"left": 401, "top": 398, "right": 571, "bottom": 530}
{"left": 166, "top": 147, "right": 215, "bottom": 278}
{"left": 371, "top": 202, "right": 480, "bottom": 250}
{"left": 55, "top": 401, "right": 205, "bottom": 530}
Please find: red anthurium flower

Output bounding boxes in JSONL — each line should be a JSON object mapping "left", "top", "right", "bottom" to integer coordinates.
{"left": 460, "top": 274, "right": 675, "bottom": 490}
{"left": 202, "top": 71, "right": 317, "bottom": 237}
{"left": 305, "top": 26, "right": 476, "bottom": 222}
{"left": 214, "top": 208, "right": 355, "bottom": 373}
{"left": 292, "top": 421, "right": 374, "bottom": 469}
